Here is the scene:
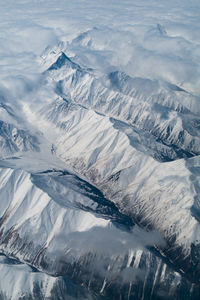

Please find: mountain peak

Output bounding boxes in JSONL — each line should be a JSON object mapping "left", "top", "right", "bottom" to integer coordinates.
{"left": 48, "top": 52, "right": 81, "bottom": 72}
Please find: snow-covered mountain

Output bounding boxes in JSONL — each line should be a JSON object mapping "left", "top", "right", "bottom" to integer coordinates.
{"left": 0, "top": 47, "right": 199, "bottom": 299}
{"left": 0, "top": 0, "right": 200, "bottom": 299}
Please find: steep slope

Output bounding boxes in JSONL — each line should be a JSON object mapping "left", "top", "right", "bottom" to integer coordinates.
{"left": 43, "top": 52, "right": 200, "bottom": 157}
{"left": 0, "top": 166, "right": 200, "bottom": 300}
{"left": 0, "top": 0, "right": 200, "bottom": 298}
{"left": 0, "top": 121, "right": 40, "bottom": 157}
{"left": 0, "top": 254, "right": 96, "bottom": 300}
{"left": 38, "top": 94, "right": 200, "bottom": 283}
{"left": 12, "top": 49, "right": 199, "bottom": 294}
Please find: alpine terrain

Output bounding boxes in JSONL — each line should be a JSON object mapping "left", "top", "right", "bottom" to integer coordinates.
{"left": 0, "top": 0, "right": 200, "bottom": 299}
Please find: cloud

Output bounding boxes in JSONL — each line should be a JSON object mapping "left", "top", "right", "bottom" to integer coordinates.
{"left": 62, "top": 225, "right": 165, "bottom": 257}
{"left": 50, "top": 224, "right": 165, "bottom": 283}
{"left": 0, "top": 0, "right": 200, "bottom": 98}
{"left": 0, "top": 2, "right": 199, "bottom": 299}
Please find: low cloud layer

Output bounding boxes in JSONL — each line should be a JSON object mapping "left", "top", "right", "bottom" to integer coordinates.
{"left": 50, "top": 224, "right": 165, "bottom": 283}
{"left": 0, "top": 1, "right": 199, "bottom": 298}
{"left": 63, "top": 225, "right": 165, "bottom": 257}
{"left": 0, "top": 0, "right": 200, "bottom": 99}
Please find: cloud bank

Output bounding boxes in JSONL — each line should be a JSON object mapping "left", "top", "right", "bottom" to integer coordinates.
{"left": 0, "top": 0, "right": 200, "bottom": 99}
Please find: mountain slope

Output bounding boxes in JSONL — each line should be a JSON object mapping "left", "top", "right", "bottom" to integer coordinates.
{"left": 0, "top": 5, "right": 200, "bottom": 297}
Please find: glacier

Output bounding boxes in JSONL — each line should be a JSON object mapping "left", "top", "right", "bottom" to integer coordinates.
{"left": 0, "top": 0, "right": 200, "bottom": 299}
